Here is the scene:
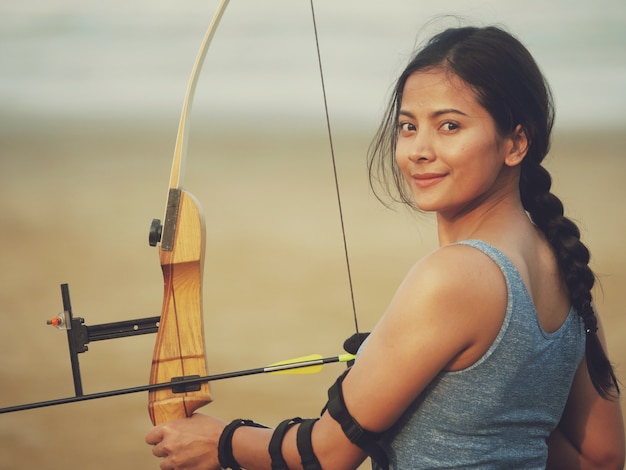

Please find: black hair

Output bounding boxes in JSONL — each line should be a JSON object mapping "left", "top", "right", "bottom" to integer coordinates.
{"left": 368, "top": 26, "right": 619, "bottom": 398}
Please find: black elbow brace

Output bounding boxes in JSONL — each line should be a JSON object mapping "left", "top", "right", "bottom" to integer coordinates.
{"left": 324, "top": 370, "right": 389, "bottom": 470}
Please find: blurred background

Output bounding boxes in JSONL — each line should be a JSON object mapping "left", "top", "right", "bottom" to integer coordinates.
{"left": 0, "top": 1, "right": 624, "bottom": 468}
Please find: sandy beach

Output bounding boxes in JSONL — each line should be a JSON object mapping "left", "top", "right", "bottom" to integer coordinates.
{"left": 0, "top": 117, "right": 624, "bottom": 469}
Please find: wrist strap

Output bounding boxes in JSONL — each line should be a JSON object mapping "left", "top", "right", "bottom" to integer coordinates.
{"left": 218, "top": 419, "right": 268, "bottom": 469}
{"left": 269, "top": 417, "right": 302, "bottom": 470}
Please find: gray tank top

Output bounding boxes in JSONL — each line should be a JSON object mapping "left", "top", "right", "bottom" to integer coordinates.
{"left": 372, "top": 239, "right": 585, "bottom": 469}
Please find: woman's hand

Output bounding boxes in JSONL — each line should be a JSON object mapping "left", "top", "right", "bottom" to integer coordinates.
{"left": 146, "top": 413, "right": 227, "bottom": 470}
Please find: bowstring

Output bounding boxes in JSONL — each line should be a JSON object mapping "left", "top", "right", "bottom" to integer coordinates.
{"left": 308, "top": 0, "right": 360, "bottom": 337}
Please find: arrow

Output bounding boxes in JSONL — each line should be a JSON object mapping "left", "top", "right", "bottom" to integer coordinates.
{"left": 0, "top": 353, "right": 355, "bottom": 415}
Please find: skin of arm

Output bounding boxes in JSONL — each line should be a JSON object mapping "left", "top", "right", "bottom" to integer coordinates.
{"left": 546, "top": 316, "right": 625, "bottom": 470}
{"left": 146, "top": 244, "right": 508, "bottom": 469}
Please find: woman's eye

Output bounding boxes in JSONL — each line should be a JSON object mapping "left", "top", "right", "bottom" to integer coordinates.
{"left": 398, "top": 122, "right": 416, "bottom": 133}
{"left": 441, "top": 121, "right": 459, "bottom": 132}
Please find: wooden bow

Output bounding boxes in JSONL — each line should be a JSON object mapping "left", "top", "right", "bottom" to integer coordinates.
{"left": 147, "top": 0, "right": 230, "bottom": 426}
{"left": 147, "top": 0, "right": 361, "bottom": 425}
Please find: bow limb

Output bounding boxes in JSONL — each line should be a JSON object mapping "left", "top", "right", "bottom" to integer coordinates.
{"left": 148, "top": 0, "right": 230, "bottom": 426}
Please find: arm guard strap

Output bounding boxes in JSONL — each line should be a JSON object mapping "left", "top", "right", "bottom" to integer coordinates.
{"left": 325, "top": 370, "right": 389, "bottom": 469}
{"left": 269, "top": 417, "right": 302, "bottom": 470}
{"left": 296, "top": 418, "right": 322, "bottom": 470}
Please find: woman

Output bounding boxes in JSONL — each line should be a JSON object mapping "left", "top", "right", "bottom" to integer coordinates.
{"left": 146, "top": 26, "right": 624, "bottom": 469}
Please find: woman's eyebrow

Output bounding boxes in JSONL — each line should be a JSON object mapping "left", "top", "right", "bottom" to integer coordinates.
{"left": 398, "top": 108, "right": 469, "bottom": 119}
{"left": 431, "top": 108, "right": 468, "bottom": 118}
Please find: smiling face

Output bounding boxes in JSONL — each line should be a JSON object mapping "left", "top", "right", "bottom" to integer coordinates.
{"left": 395, "top": 68, "right": 524, "bottom": 221}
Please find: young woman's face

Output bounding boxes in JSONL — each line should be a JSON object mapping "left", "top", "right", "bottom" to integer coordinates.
{"left": 395, "top": 69, "right": 515, "bottom": 219}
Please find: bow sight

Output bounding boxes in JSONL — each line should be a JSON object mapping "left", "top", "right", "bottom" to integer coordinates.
{"left": 46, "top": 283, "right": 161, "bottom": 397}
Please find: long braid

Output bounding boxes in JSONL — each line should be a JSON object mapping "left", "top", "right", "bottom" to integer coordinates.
{"left": 520, "top": 159, "right": 619, "bottom": 398}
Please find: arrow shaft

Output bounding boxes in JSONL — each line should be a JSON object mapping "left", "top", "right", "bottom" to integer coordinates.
{"left": 0, "top": 354, "right": 353, "bottom": 415}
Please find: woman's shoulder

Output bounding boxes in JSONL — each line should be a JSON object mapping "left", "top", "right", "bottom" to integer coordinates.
{"left": 398, "top": 242, "right": 508, "bottom": 322}
{"left": 410, "top": 241, "right": 504, "bottom": 290}
{"left": 400, "top": 242, "right": 508, "bottom": 366}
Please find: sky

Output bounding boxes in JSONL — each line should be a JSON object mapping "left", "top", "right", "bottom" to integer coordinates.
{"left": 0, "top": 0, "right": 625, "bottom": 130}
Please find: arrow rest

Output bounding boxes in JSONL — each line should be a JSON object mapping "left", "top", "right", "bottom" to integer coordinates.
{"left": 171, "top": 375, "right": 202, "bottom": 394}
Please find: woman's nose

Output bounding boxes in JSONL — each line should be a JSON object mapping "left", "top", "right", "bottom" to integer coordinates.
{"left": 407, "top": 132, "right": 435, "bottom": 162}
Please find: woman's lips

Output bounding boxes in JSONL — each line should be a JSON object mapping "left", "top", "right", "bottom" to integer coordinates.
{"left": 412, "top": 173, "right": 446, "bottom": 188}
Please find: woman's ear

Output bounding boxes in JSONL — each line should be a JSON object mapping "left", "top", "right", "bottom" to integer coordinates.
{"left": 504, "top": 124, "right": 529, "bottom": 167}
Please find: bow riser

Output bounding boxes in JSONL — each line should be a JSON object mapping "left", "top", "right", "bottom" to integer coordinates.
{"left": 148, "top": 189, "right": 211, "bottom": 426}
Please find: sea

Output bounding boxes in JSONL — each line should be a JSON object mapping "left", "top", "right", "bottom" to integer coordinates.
{"left": 0, "top": 0, "right": 625, "bottom": 131}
